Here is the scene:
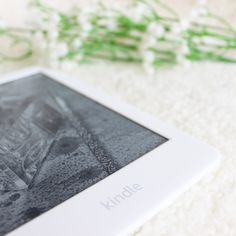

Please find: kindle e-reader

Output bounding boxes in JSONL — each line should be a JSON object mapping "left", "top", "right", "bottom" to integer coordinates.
{"left": 0, "top": 67, "right": 220, "bottom": 236}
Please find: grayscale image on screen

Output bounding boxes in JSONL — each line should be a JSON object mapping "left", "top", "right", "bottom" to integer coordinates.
{"left": 0, "top": 73, "right": 168, "bottom": 235}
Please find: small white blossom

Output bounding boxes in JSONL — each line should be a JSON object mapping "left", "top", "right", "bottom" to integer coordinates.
{"left": 179, "top": 44, "right": 190, "bottom": 55}
{"left": 176, "top": 54, "right": 191, "bottom": 67}
{"left": 147, "top": 22, "right": 165, "bottom": 38}
{"left": 107, "top": 21, "right": 118, "bottom": 31}
{"left": 0, "top": 19, "right": 6, "bottom": 30}
{"left": 145, "top": 36, "right": 157, "bottom": 47}
{"left": 126, "top": 10, "right": 143, "bottom": 23}
{"left": 104, "top": 11, "right": 116, "bottom": 19}
{"left": 192, "top": 36, "right": 202, "bottom": 44}
{"left": 75, "top": 54, "right": 83, "bottom": 62}
{"left": 77, "top": 14, "right": 93, "bottom": 33}
{"left": 48, "top": 30, "right": 59, "bottom": 41}
{"left": 143, "top": 50, "right": 156, "bottom": 64}
{"left": 129, "top": 30, "right": 142, "bottom": 38}
{"left": 72, "top": 38, "right": 82, "bottom": 48}
{"left": 191, "top": 7, "right": 208, "bottom": 20}
{"left": 80, "top": 31, "right": 90, "bottom": 39}
{"left": 179, "top": 19, "right": 190, "bottom": 31}
{"left": 202, "top": 36, "right": 227, "bottom": 46}
{"left": 82, "top": 22, "right": 93, "bottom": 33}
{"left": 56, "top": 42, "right": 69, "bottom": 57}
{"left": 125, "top": 2, "right": 150, "bottom": 23}
{"left": 50, "top": 13, "right": 60, "bottom": 25}
{"left": 98, "top": 18, "right": 118, "bottom": 31}
{"left": 171, "top": 23, "right": 182, "bottom": 35}
{"left": 135, "top": 2, "right": 149, "bottom": 16}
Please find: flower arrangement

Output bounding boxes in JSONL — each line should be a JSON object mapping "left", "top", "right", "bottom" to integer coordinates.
{"left": 0, "top": 0, "right": 236, "bottom": 73}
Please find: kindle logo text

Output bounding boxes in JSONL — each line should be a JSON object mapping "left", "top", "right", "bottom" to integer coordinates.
{"left": 100, "top": 184, "right": 143, "bottom": 211}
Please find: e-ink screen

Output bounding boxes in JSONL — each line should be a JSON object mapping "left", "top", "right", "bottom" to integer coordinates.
{"left": 0, "top": 73, "right": 168, "bottom": 235}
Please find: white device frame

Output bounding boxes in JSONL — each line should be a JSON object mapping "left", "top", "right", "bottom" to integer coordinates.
{"left": 0, "top": 67, "right": 220, "bottom": 236}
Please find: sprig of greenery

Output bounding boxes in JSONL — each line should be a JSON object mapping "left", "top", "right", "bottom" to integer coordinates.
{"left": 0, "top": 0, "right": 235, "bottom": 73}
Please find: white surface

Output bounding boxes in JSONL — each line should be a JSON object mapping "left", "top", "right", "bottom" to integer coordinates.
{"left": 3, "top": 67, "right": 219, "bottom": 236}
{"left": 0, "top": 1, "right": 236, "bottom": 236}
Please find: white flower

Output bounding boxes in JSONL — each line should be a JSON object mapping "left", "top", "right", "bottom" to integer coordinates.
{"left": 48, "top": 30, "right": 59, "bottom": 41}
{"left": 140, "top": 35, "right": 157, "bottom": 53}
{"left": 50, "top": 13, "right": 60, "bottom": 25}
{"left": 80, "top": 31, "right": 90, "bottom": 39}
{"left": 147, "top": 22, "right": 165, "bottom": 38}
{"left": 82, "top": 22, "right": 93, "bottom": 33}
{"left": 143, "top": 50, "right": 156, "bottom": 64}
{"left": 179, "top": 43, "right": 190, "bottom": 55}
{"left": 146, "top": 35, "right": 157, "bottom": 47}
{"left": 98, "top": 18, "right": 118, "bottom": 31}
{"left": 75, "top": 54, "right": 83, "bottom": 62}
{"left": 107, "top": 20, "right": 118, "bottom": 31}
{"left": 179, "top": 19, "right": 190, "bottom": 31}
{"left": 192, "top": 36, "right": 201, "bottom": 44}
{"left": 104, "top": 11, "right": 116, "bottom": 19}
{"left": 176, "top": 54, "right": 191, "bottom": 67}
{"left": 125, "top": 10, "right": 142, "bottom": 23}
{"left": 0, "top": 19, "right": 6, "bottom": 30}
{"left": 125, "top": 2, "right": 150, "bottom": 23}
{"left": 72, "top": 38, "right": 82, "bottom": 48}
{"left": 56, "top": 42, "right": 69, "bottom": 57}
{"left": 191, "top": 7, "right": 208, "bottom": 20}
{"left": 135, "top": 2, "right": 148, "bottom": 16}
{"left": 129, "top": 30, "right": 142, "bottom": 38}
{"left": 77, "top": 14, "right": 93, "bottom": 33}
{"left": 171, "top": 23, "right": 182, "bottom": 35}
{"left": 202, "top": 36, "right": 227, "bottom": 46}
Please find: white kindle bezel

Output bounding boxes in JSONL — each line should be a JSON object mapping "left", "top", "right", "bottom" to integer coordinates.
{"left": 0, "top": 67, "right": 220, "bottom": 236}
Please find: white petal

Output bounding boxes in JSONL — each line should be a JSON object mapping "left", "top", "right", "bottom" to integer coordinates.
{"left": 72, "top": 38, "right": 82, "bottom": 48}
{"left": 56, "top": 43, "right": 69, "bottom": 57}
{"left": 176, "top": 54, "right": 191, "bottom": 67}
{"left": 180, "top": 19, "right": 190, "bottom": 30}
{"left": 48, "top": 30, "right": 59, "bottom": 41}
{"left": 143, "top": 50, "right": 156, "bottom": 63}
{"left": 192, "top": 37, "right": 201, "bottom": 44}
{"left": 180, "top": 44, "right": 190, "bottom": 55}
{"left": 50, "top": 13, "right": 60, "bottom": 25}
{"left": 82, "top": 22, "right": 93, "bottom": 32}
{"left": 191, "top": 7, "right": 208, "bottom": 19}
{"left": 0, "top": 19, "right": 6, "bottom": 30}
{"left": 75, "top": 54, "right": 83, "bottom": 62}
{"left": 202, "top": 36, "right": 227, "bottom": 46}
{"left": 148, "top": 22, "right": 165, "bottom": 38}
{"left": 142, "top": 35, "right": 157, "bottom": 49}
{"left": 171, "top": 23, "right": 182, "bottom": 35}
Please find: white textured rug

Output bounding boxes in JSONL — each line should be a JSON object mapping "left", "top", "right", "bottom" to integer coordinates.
{"left": 0, "top": 0, "right": 236, "bottom": 235}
